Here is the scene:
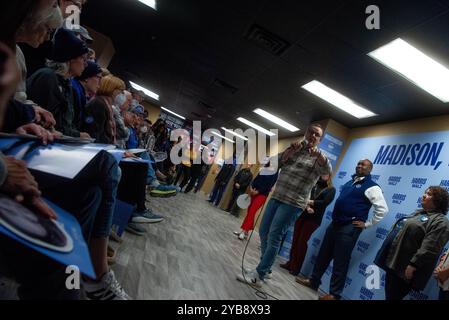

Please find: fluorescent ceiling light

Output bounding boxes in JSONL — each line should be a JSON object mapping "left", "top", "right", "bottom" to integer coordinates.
{"left": 138, "top": 0, "right": 157, "bottom": 10}
{"left": 253, "top": 108, "right": 300, "bottom": 132}
{"left": 129, "top": 81, "right": 159, "bottom": 101}
{"left": 301, "top": 80, "right": 376, "bottom": 119}
{"left": 368, "top": 38, "right": 449, "bottom": 103}
{"left": 236, "top": 117, "right": 276, "bottom": 136}
{"left": 211, "top": 131, "right": 235, "bottom": 144}
{"left": 221, "top": 127, "right": 249, "bottom": 141}
{"left": 161, "top": 106, "right": 186, "bottom": 120}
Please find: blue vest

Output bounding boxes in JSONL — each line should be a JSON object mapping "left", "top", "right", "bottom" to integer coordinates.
{"left": 332, "top": 174, "right": 379, "bottom": 224}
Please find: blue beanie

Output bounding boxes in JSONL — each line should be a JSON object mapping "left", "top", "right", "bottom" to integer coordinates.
{"left": 132, "top": 105, "right": 145, "bottom": 115}
{"left": 52, "top": 28, "right": 88, "bottom": 62}
{"left": 77, "top": 60, "right": 102, "bottom": 80}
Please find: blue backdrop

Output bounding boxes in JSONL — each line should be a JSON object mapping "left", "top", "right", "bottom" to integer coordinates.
{"left": 281, "top": 130, "right": 449, "bottom": 300}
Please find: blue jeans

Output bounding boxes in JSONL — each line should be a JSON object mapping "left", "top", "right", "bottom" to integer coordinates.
{"left": 209, "top": 181, "right": 227, "bottom": 206}
{"left": 78, "top": 151, "right": 120, "bottom": 238}
{"left": 440, "top": 289, "right": 449, "bottom": 300}
{"left": 137, "top": 151, "right": 157, "bottom": 185}
{"left": 0, "top": 234, "right": 82, "bottom": 300}
{"left": 310, "top": 222, "right": 363, "bottom": 299}
{"left": 34, "top": 150, "right": 119, "bottom": 239}
{"left": 257, "top": 199, "right": 303, "bottom": 279}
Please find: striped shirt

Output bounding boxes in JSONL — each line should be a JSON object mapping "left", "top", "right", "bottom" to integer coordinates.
{"left": 271, "top": 144, "right": 332, "bottom": 209}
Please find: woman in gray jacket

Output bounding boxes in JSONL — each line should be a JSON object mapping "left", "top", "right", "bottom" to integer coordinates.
{"left": 376, "top": 186, "right": 449, "bottom": 300}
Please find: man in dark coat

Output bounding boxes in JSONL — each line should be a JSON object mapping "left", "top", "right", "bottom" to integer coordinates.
{"left": 226, "top": 164, "right": 253, "bottom": 216}
{"left": 208, "top": 157, "right": 236, "bottom": 207}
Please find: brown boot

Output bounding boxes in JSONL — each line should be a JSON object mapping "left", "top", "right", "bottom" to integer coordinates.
{"left": 279, "top": 262, "right": 290, "bottom": 271}
{"left": 319, "top": 294, "right": 337, "bottom": 300}
{"left": 295, "top": 277, "right": 318, "bottom": 290}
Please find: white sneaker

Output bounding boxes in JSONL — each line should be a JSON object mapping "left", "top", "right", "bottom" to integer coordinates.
{"left": 236, "top": 269, "right": 263, "bottom": 288}
{"left": 233, "top": 231, "right": 241, "bottom": 236}
{"left": 265, "top": 271, "right": 273, "bottom": 280}
{"left": 243, "top": 267, "right": 272, "bottom": 280}
{"left": 84, "top": 270, "right": 131, "bottom": 300}
{"left": 238, "top": 232, "right": 247, "bottom": 240}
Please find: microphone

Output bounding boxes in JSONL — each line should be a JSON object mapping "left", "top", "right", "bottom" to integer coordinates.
{"left": 302, "top": 139, "right": 309, "bottom": 147}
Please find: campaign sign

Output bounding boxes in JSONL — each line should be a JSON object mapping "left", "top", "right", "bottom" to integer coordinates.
{"left": 299, "top": 131, "right": 449, "bottom": 300}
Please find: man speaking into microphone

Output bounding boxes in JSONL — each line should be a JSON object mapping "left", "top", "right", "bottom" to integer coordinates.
{"left": 237, "top": 123, "right": 332, "bottom": 287}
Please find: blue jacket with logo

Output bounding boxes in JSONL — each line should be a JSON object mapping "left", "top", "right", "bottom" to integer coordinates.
{"left": 332, "top": 174, "right": 379, "bottom": 224}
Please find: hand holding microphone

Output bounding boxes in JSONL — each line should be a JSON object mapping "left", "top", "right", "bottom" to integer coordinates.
{"left": 308, "top": 146, "right": 321, "bottom": 157}
{"left": 310, "top": 145, "right": 327, "bottom": 166}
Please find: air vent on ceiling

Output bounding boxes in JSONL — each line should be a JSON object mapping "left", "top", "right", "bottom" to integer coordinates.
{"left": 245, "top": 24, "right": 290, "bottom": 56}
{"left": 212, "top": 78, "right": 239, "bottom": 94}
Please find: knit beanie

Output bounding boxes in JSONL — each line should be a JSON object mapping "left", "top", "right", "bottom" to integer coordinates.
{"left": 51, "top": 28, "right": 88, "bottom": 62}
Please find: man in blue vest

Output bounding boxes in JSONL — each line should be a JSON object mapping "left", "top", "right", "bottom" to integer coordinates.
{"left": 296, "top": 159, "right": 388, "bottom": 300}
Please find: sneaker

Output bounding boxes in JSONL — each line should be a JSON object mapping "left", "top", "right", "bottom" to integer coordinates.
{"left": 236, "top": 269, "right": 263, "bottom": 288}
{"left": 238, "top": 232, "right": 247, "bottom": 241}
{"left": 243, "top": 267, "right": 272, "bottom": 280}
{"left": 125, "top": 222, "right": 147, "bottom": 236}
{"left": 84, "top": 270, "right": 130, "bottom": 300}
{"left": 132, "top": 209, "right": 164, "bottom": 223}
{"left": 149, "top": 188, "right": 177, "bottom": 198}
{"left": 233, "top": 231, "right": 241, "bottom": 236}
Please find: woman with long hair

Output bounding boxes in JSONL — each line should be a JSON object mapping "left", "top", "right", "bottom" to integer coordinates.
{"left": 83, "top": 75, "right": 125, "bottom": 144}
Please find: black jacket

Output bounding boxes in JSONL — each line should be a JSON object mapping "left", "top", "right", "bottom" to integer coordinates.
{"left": 215, "top": 163, "right": 236, "bottom": 185}
{"left": 233, "top": 168, "right": 253, "bottom": 191}
{"left": 83, "top": 96, "right": 114, "bottom": 144}
{"left": 27, "top": 67, "right": 81, "bottom": 137}
{"left": 303, "top": 184, "right": 336, "bottom": 226}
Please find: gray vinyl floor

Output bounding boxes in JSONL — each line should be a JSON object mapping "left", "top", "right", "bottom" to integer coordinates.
{"left": 112, "top": 191, "right": 318, "bottom": 300}
{"left": 0, "top": 191, "right": 319, "bottom": 300}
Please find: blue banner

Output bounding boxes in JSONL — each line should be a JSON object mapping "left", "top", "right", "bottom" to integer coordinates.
{"left": 319, "top": 132, "right": 345, "bottom": 170}
{"left": 300, "top": 131, "right": 449, "bottom": 300}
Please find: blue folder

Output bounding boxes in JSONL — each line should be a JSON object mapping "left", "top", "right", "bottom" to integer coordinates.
{"left": 112, "top": 200, "right": 135, "bottom": 236}
{"left": 0, "top": 199, "right": 96, "bottom": 279}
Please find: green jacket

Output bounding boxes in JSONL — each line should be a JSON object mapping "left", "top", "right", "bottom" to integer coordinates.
{"left": 27, "top": 67, "right": 80, "bottom": 137}
{"left": 385, "top": 209, "right": 449, "bottom": 290}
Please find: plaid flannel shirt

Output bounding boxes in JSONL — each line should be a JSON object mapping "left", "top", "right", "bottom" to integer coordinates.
{"left": 271, "top": 145, "right": 332, "bottom": 209}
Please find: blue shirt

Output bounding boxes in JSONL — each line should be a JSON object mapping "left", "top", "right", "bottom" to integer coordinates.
{"left": 126, "top": 127, "right": 139, "bottom": 149}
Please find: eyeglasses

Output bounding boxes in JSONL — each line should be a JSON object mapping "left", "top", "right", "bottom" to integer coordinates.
{"left": 307, "top": 129, "right": 322, "bottom": 138}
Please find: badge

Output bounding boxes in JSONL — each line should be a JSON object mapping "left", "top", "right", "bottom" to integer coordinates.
{"left": 85, "top": 116, "right": 94, "bottom": 124}
{"left": 420, "top": 216, "right": 429, "bottom": 222}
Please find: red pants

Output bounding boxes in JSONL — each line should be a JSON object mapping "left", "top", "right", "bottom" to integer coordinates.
{"left": 240, "top": 194, "right": 268, "bottom": 232}
{"left": 285, "top": 216, "right": 319, "bottom": 275}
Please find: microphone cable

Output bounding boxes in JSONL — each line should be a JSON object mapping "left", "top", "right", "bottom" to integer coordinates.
{"left": 239, "top": 198, "right": 280, "bottom": 300}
